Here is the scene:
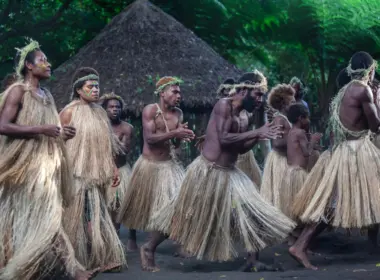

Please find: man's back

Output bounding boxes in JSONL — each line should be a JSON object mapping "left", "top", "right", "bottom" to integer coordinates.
{"left": 338, "top": 81, "right": 370, "bottom": 137}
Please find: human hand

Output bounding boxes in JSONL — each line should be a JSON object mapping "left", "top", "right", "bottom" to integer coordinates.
{"left": 255, "top": 122, "right": 283, "bottom": 140}
{"left": 175, "top": 122, "right": 195, "bottom": 140}
{"left": 62, "top": 125, "right": 76, "bottom": 140}
{"left": 41, "top": 124, "right": 61, "bottom": 138}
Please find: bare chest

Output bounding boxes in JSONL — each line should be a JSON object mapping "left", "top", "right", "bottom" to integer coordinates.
{"left": 230, "top": 116, "right": 240, "bottom": 133}
{"left": 155, "top": 113, "right": 179, "bottom": 132}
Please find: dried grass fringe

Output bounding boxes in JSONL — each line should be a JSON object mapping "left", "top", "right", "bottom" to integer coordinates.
{"left": 63, "top": 180, "right": 126, "bottom": 270}
{"left": 292, "top": 150, "right": 331, "bottom": 219}
{"left": 62, "top": 101, "right": 126, "bottom": 269}
{"left": 0, "top": 83, "right": 81, "bottom": 279}
{"left": 169, "top": 156, "right": 295, "bottom": 262}
{"left": 117, "top": 156, "right": 184, "bottom": 232}
{"left": 260, "top": 150, "right": 288, "bottom": 207}
{"left": 280, "top": 167, "right": 308, "bottom": 220}
{"left": 108, "top": 163, "right": 131, "bottom": 211}
{"left": 63, "top": 101, "right": 115, "bottom": 188}
{"left": 236, "top": 150, "right": 262, "bottom": 188}
{"left": 294, "top": 137, "right": 380, "bottom": 228}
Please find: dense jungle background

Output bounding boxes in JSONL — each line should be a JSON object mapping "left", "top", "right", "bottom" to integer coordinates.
{"left": 1, "top": 0, "right": 380, "bottom": 165}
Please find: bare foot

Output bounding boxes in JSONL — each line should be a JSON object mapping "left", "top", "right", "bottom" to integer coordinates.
{"left": 140, "top": 244, "right": 160, "bottom": 272}
{"left": 173, "top": 246, "right": 193, "bottom": 258}
{"left": 289, "top": 246, "right": 318, "bottom": 270}
{"left": 74, "top": 267, "right": 100, "bottom": 280}
{"left": 127, "top": 239, "right": 138, "bottom": 252}
{"left": 241, "top": 260, "right": 281, "bottom": 272}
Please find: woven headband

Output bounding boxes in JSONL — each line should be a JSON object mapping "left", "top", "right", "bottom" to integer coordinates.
{"left": 154, "top": 77, "right": 183, "bottom": 96}
{"left": 70, "top": 74, "right": 99, "bottom": 100}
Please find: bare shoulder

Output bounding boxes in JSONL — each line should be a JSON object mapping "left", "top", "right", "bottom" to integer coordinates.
{"left": 214, "top": 98, "right": 232, "bottom": 117}
{"left": 289, "top": 127, "right": 304, "bottom": 139}
{"left": 59, "top": 105, "right": 73, "bottom": 125}
{"left": 142, "top": 103, "right": 158, "bottom": 119}
{"left": 273, "top": 115, "right": 286, "bottom": 126}
{"left": 173, "top": 107, "right": 183, "bottom": 116}
{"left": 349, "top": 81, "right": 373, "bottom": 102}
{"left": 4, "top": 84, "right": 25, "bottom": 104}
{"left": 121, "top": 121, "right": 134, "bottom": 134}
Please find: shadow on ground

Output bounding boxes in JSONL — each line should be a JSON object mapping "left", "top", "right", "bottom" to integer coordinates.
{"left": 94, "top": 227, "right": 380, "bottom": 280}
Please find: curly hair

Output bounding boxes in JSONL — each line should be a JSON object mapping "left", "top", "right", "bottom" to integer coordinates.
{"left": 267, "top": 84, "right": 295, "bottom": 111}
{"left": 287, "top": 103, "right": 309, "bottom": 124}
{"left": 99, "top": 92, "right": 125, "bottom": 110}
{"left": 289, "top": 76, "right": 307, "bottom": 99}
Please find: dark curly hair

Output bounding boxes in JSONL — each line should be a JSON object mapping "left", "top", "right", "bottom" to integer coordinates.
{"left": 267, "top": 84, "right": 295, "bottom": 111}
{"left": 287, "top": 103, "right": 309, "bottom": 124}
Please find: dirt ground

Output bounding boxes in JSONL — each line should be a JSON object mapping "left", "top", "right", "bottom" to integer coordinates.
{"left": 95, "top": 227, "right": 380, "bottom": 280}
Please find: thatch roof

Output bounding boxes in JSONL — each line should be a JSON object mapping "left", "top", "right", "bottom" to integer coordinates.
{"left": 45, "top": 0, "right": 241, "bottom": 115}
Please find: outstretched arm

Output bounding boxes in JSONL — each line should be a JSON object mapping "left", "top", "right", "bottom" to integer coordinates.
{"left": 0, "top": 86, "right": 45, "bottom": 137}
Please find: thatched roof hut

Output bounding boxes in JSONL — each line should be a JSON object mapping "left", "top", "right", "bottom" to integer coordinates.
{"left": 46, "top": 0, "right": 241, "bottom": 115}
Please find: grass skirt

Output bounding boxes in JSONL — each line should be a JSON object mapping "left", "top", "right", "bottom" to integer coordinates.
{"left": 260, "top": 150, "right": 288, "bottom": 207}
{"left": 117, "top": 156, "right": 184, "bottom": 232}
{"left": 108, "top": 164, "right": 131, "bottom": 212}
{"left": 280, "top": 167, "right": 308, "bottom": 220}
{"left": 293, "top": 137, "right": 380, "bottom": 228}
{"left": 236, "top": 150, "right": 262, "bottom": 187}
{"left": 169, "top": 156, "right": 295, "bottom": 262}
{"left": 63, "top": 179, "right": 126, "bottom": 270}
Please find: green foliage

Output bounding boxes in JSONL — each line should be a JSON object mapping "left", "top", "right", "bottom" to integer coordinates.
{"left": 1, "top": 0, "right": 380, "bottom": 131}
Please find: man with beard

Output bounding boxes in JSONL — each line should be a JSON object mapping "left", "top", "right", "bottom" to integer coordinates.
{"left": 290, "top": 51, "right": 380, "bottom": 270}
{"left": 0, "top": 39, "right": 95, "bottom": 279}
{"left": 117, "top": 76, "right": 195, "bottom": 271}
{"left": 168, "top": 71, "right": 295, "bottom": 272}
{"left": 100, "top": 93, "right": 136, "bottom": 250}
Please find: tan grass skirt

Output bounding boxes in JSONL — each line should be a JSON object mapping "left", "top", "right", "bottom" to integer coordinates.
{"left": 169, "top": 156, "right": 295, "bottom": 262}
{"left": 260, "top": 150, "right": 288, "bottom": 207}
{"left": 236, "top": 150, "right": 262, "bottom": 187}
{"left": 293, "top": 137, "right": 380, "bottom": 228}
{"left": 280, "top": 167, "right": 308, "bottom": 220}
{"left": 307, "top": 150, "right": 321, "bottom": 172}
{"left": 108, "top": 164, "right": 131, "bottom": 212}
{"left": 117, "top": 156, "right": 184, "bottom": 232}
{"left": 372, "top": 134, "right": 380, "bottom": 149}
{"left": 63, "top": 179, "right": 126, "bottom": 270}
{"left": 292, "top": 150, "right": 331, "bottom": 219}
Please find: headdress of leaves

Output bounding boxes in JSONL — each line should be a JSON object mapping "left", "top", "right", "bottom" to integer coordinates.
{"left": 234, "top": 70, "right": 268, "bottom": 93}
{"left": 346, "top": 59, "right": 378, "bottom": 83}
{"left": 15, "top": 38, "right": 40, "bottom": 79}
{"left": 154, "top": 76, "right": 183, "bottom": 96}
{"left": 217, "top": 78, "right": 235, "bottom": 97}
